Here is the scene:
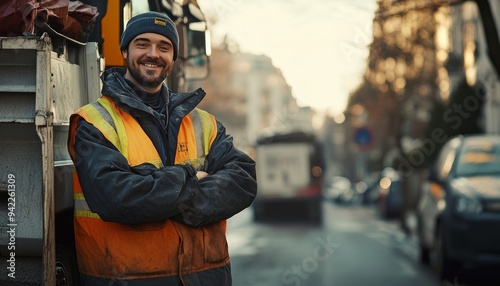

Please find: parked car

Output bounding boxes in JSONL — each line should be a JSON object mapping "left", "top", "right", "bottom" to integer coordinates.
{"left": 417, "top": 134, "right": 500, "bottom": 281}
{"left": 377, "top": 169, "right": 403, "bottom": 219}
{"left": 325, "top": 176, "right": 354, "bottom": 204}
{"left": 361, "top": 171, "right": 383, "bottom": 205}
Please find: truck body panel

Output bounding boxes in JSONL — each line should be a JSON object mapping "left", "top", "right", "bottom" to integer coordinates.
{"left": 256, "top": 143, "right": 312, "bottom": 197}
{"left": 0, "top": 35, "right": 101, "bottom": 285}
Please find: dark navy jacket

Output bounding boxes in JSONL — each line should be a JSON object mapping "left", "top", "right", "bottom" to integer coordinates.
{"left": 71, "top": 68, "right": 257, "bottom": 285}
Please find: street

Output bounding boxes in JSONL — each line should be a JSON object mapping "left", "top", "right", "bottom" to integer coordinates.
{"left": 226, "top": 201, "right": 496, "bottom": 286}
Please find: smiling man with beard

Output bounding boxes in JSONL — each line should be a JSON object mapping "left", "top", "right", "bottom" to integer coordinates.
{"left": 124, "top": 32, "right": 173, "bottom": 91}
{"left": 67, "top": 11, "right": 257, "bottom": 286}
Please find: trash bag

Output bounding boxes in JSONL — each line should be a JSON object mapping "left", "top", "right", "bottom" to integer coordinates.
{"left": 62, "top": 1, "right": 99, "bottom": 43}
{"left": 35, "top": 0, "right": 70, "bottom": 34}
{"left": 0, "top": 0, "right": 98, "bottom": 43}
{"left": 0, "top": 0, "right": 38, "bottom": 36}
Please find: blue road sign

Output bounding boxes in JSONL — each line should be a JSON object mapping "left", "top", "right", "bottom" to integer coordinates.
{"left": 353, "top": 127, "right": 373, "bottom": 150}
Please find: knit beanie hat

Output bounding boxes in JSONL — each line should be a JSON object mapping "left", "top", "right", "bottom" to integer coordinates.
{"left": 120, "top": 11, "right": 179, "bottom": 61}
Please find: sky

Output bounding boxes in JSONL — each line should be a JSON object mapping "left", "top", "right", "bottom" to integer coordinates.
{"left": 197, "top": 0, "right": 378, "bottom": 116}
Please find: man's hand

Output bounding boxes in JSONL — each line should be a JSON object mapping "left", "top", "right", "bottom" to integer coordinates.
{"left": 196, "top": 171, "right": 209, "bottom": 181}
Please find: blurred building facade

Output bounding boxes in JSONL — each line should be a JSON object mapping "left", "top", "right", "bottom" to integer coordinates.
{"left": 188, "top": 39, "right": 315, "bottom": 151}
{"left": 346, "top": 0, "right": 500, "bottom": 174}
{"left": 347, "top": 0, "right": 446, "bottom": 176}
{"left": 340, "top": 0, "right": 500, "bottom": 230}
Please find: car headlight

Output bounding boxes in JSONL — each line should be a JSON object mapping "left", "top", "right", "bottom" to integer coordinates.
{"left": 455, "top": 195, "right": 482, "bottom": 214}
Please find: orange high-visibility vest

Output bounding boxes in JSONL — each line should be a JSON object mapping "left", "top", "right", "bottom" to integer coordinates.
{"left": 68, "top": 96, "right": 228, "bottom": 280}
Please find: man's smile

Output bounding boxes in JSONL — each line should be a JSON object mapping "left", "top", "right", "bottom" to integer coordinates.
{"left": 140, "top": 60, "right": 164, "bottom": 69}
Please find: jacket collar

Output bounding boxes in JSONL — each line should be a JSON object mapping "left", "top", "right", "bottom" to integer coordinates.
{"left": 100, "top": 68, "right": 206, "bottom": 119}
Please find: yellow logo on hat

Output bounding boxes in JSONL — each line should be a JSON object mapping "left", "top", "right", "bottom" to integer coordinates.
{"left": 154, "top": 17, "right": 167, "bottom": 26}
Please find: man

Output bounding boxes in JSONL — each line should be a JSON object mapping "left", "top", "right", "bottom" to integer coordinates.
{"left": 67, "top": 11, "right": 257, "bottom": 286}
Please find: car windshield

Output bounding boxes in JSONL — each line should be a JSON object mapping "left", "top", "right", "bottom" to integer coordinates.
{"left": 455, "top": 138, "right": 500, "bottom": 177}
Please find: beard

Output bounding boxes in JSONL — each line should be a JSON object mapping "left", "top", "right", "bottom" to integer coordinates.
{"left": 125, "top": 56, "right": 173, "bottom": 89}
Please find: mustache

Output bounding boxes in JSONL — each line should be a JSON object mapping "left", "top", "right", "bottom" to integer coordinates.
{"left": 139, "top": 59, "right": 165, "bottom": 66}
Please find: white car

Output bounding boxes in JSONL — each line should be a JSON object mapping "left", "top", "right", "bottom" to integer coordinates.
{"left": 325, "top": 176, "right": 355, "bottom": 203}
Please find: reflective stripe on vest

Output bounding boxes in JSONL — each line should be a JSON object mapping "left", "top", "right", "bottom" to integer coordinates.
{"left": 181, "top": 105, "right": 217, "bottom": 170}
{"left": 74, "top": 193, "right": 99, "bottom": 219}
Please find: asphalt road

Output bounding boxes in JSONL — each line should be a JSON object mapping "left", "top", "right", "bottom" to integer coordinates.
{"left": 226, "top": 201, "right": 495, "bottom": 286}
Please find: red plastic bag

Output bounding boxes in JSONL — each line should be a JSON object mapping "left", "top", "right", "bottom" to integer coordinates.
{"left": 62, "top": 1, "right": 99, "bottom": 43}
{"left": 0, "top": 0, "right": 38, "bottom": 36}
{"left": 35, "top": 0, "right": 70, "bottom": 33}
{"left": 0, "top": 0, "right": 98, "bottom": 43}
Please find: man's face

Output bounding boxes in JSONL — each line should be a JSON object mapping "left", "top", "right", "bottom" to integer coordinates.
{"left": 122, "top": 32, "right": 175, "bottom": 93}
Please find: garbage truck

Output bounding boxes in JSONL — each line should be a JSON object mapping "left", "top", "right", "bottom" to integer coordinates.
{"left": 253, "top": 131, "right": 324, "bottom": 223}
{"left": 0, "top": 0, "right": 210, "bottom": 285}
